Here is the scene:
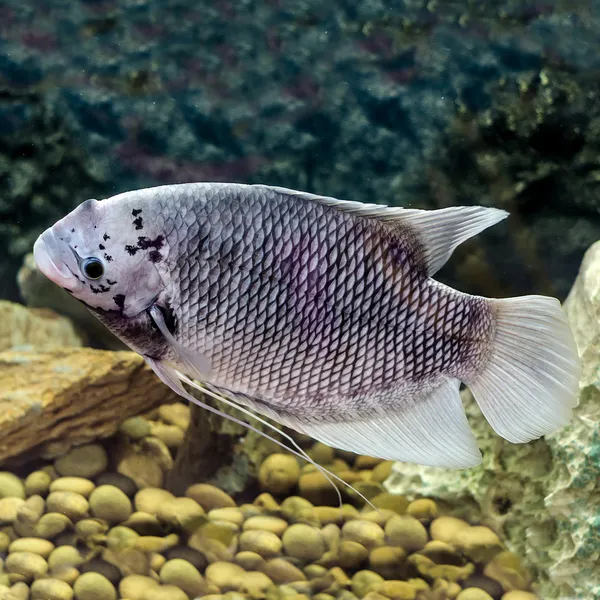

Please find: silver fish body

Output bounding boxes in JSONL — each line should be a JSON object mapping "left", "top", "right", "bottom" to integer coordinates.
{"left": 33, "top": 183, "right": 581, "bottom": 468}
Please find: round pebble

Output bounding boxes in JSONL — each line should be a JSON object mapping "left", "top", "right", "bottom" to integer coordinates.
{"left": 35, "top": 513, "right": 72, "bottom": 539}
{"left": 118, "top": 453, "right": 164, "bottom": 489}
{"left": 144, "top": 585, "right": 189, "bottom": 600}
{"left": 89, "top": 485, "right": 133, "bottom": 523}
{"left": 158, "top": 403, "right": 190, "bottom": 430}
{"left": 134, "top": 488, "right": 175, "bottom": 515}
{"left": 430, "top": 516, "right": 470, "bottom": 544}
{"left": 351, "top": 570, "right": 385, "bottom": 598}
{"left": 205, "top": 561, "right": 245, "bottom": 589}
{"left": 150, "top": 423, "right": 185, "bottom": 447}
{"left": 407, "top": 499, "right": 438, "bottom": 522}
{"left": 119, "top": 417, "right": 151, "bottom": 440}
{"left": 6, "top": 551, "right": 49, "bottom": 581}
{"left": 186, "top": 484, "right": 235, "bottom": 511}
{"left": 384, "top": 515, "right": 428, "bottom": 552}
{"left": 258, "top": 454, "right": 301, "bottom": 495}
{"left": 24, "top": 471, "right": 52, "bottom": 497}
{"left": 379, "top": 581, "right": 417, "bottom": 600}
{"left": 30, "top": 578, "right": 74, "bottom": 600}
{"left": 238, "top": 571, "right": 274, "bottom": 596}
{"left": 209, "top": 507, "right": 244, "bottom": 527}
{"left": 54, "top": 445, "right": 108, "bottom": 479}
{"left": 119, "top": 574, "right": 159, "bottom": 600}
{"left": 50, "top": 478, "right": 95, "bottom": 498}
{"left": 369, "top": 546, "right": 406, "bottom": 577}
{"left": 235, "top": 550, "right": 266, "bottom": 571}
{"left": 243, "top": 515, "right": 288, "bottom": 536}
{"left": 371, "top": 493, "right": 409, "bottom": 515}
{"left": 456, "top": 589, "right": 494, "bottom": 600}
{"left": 160, "top": 558, "right": 207, "bottom": 597}
{"left": 342, "top": 520, "right": 385, "bottom": 549}
{"left": 73, "top": 572, "right": 117, "bottom": 600}
{"left": 46, "top": 491, "right": 89, "bottom": 522}
{"left": 0, "top": 497, "right": 25, "bottom": 523}
{"left": 282, "top": 523, "right": 325, "bottom": 562}
{"left": 263, "top": 557, "right": 307, "bottom": 584}
{"left": 458, "top": 526, "right": 503, "bottom": 562}
{"left": 95, "top": 473, "right": 138, "bottom": 498}
{"left": 240, "top": 530, "right": 282, "bottom": 558}
{"left": 501, "top": 592, "right": 538, "bottom": 600}
{"left": 158, "top": 497, "right": 206, "bottom": 530}
{"left": 48, "top": 546, "right": 84, "bottom": 571}
{"left": 165, "top": 546, "right": 207, "bottom": 572}
{"left": 9, "top": 538, "right": 54, "bottom": 558}
{"left": 339, "top": 540, "right": 369, "bottom": 570}
{"left": 0, "top": 473, "right": 25, "bottom": 499}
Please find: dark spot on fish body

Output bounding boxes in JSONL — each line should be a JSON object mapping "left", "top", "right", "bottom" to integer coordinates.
{"left": 125, "top": 245, "right": 139, "bottom": 256}
{"left": 99, "top": 244, "right": 105, "bottom": 250}
{"left": 90, "top": 283, "right": 111, "bottom": 294}
{"left": 103, "top": 233, "right": 110, "bottom": 241}
{"left": 71, "top": 228, "right": 75, "bottom": 233}
{"left": 137, "top": 235, "right": 164, "bottom": 250}
{"left": 148, "top": 250, "right": 163, "bottom": 263}
{"left": 113, "top": 294, "right": 125, "bottom": 309}
{"left": 104, "top": 254, "right": 113, "bottom": 262}
{"left": 132, "top": 208, "right": 142, "bottom": 216}
{"left": 106, "top": 279, "right": 117, "bottom": 285}
{"left": 133, "top": 216, "right": 144, "bottom": 230}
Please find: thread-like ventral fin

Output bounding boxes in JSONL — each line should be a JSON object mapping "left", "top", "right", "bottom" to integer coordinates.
{"left": 265, "top": 185, "right": 508, "bottom": 275}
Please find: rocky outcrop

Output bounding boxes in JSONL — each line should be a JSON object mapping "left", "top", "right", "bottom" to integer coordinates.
{"left": 386, "top": 241, "right": 600, "bottom": 600}
{"left": 0, "top": 348, "right": 180, "bottom": 465}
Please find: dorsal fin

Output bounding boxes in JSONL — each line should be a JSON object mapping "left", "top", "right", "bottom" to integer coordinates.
{"left": 264, "top": 185, "right": 508, "bottom": 276}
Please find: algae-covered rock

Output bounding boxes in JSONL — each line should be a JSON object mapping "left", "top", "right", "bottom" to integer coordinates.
{"left": 386, "top": 241, "right": 600, "bottom": 600}
{"left": 0, "top": 348, "right": 180, "bottom": 465}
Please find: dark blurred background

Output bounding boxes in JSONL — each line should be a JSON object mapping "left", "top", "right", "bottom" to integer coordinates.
{"left": 2, "top": 0, "right": 599, "bottom": 321}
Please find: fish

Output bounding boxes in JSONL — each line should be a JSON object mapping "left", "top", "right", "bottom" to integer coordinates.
{"left": 33, "top": 183, "right": 581, "bottom": 470}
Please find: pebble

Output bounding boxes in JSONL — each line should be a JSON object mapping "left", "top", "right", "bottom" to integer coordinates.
{"left": 500, "top": 592, "right": 538, "bottom": 600}
{"left": 342, "top": 520, "right": 385, "bottom": 549}
{"left": 308, "top": 443, "right": 336, "bottom": 465}
{"left": 75, "top": 518, "right": 109, "bottom": 540}
{"left": 370, "top": 493, "right": 409, "bottom": 515}
{"left": 379, "top": 580, "right": 417, "bottom": 600}
{"left": 158, "top": 403, "right": 190, "bottom": 430}
{"left": 165, "top": 547, "right": 207, "bottom": 572}
{"left": 48, "top": 546, "right": 84, "bottom": 571}
{"left": 259, "top": 454, "right": 301, "bottom": 495}
{"left": 150, "top": 423, "right": 185, "bottom": 448}
{"left": 430, "top": 516, "right": 470, "bottom": 545}
{"left": 238, "top": 571, "right": 274, "bottom": 596}
{"left": 457, "top": 526, "right": 504, "bottom": 563}
{"left": 298, "top": 472, "right": 340, "bottom": 506}
{"left": 158, "top": 497, "right": 206, "bottom": 530}
{"left": 406, "top": 499, "right": 438, "bottom": 523}
{"left": 9, "top": 538, "right": 54, "bottom": 558}
{"left": 0, "top": 532, "right": 10, "bottom": 552}
{"left": 134, "top": 534, "right": 179, "bottom": 553}
{"left": 351, "top": 570, "right": 385, "bottom": 598}
{"left": 5, "top": 551, "right": 49, "bottom": 581}
{"left": 384, "top": 516, "right": 428, "bottom": 552}
{"left": 160, "top": 558, "right": 207, "bottom": 597}
{"left": 235, "top": 550, "right": 266, "bottom": 571}
{"left": 483, "top": 551, "right": 531, "bottom": 592}
{"left": 118, "top": 453, "right": 164, "bottom": 489}
{"left": 369, "top": 546, "right": 406, "bottom": 577}
{"left": 456, "top": 589, "right": 494, "bottom": 600}
{"left": 263, "top": 557, "right": 307, "bottom": 584}
{"left": 24, "top": 471, "right": 52, "bottom": 497}
{"left": 338, "top": 540, "right": 369, "bottom": 570}
{"left": 119, "top": 574, "right": 160, "bottom": 600}
{"left": 35, "top": 513, "right": 72, "bottom": 539}
{"left": 122, "top": 511, "right": 162, "bottom": 536}
{"left": 134, "top": 488, "right": 175, "bottom": 515}
{"left": 30, "top": 577, "right": 74, "bottom": 600}
{"left": 240, "top": 529, "right": 282, "bottom": 558}
{"left": 251, "top": 494, "right": 279, "bottom": 512}
{"left": 313, "top": 506, "right": 343, "bottom": 525}
{"left": 144, "top": 585, "right": 189, "bottom": 600}
{"left": 243, "top": 515, "right": 288, "bottom": 536}
{"left": 46, "top": 491, "right": 89, "bottom": 522}
{"left": 119, "top": 417, "right": 152, "bottom": 440}
{"left": 370, "top": 462, "right": 393, "bottom": 483}
{"left": 73, "top": 572, "right": 118, "bottom": 600}
{"left": 280, "top": 497, "right": 314, "bottom": 520}
{"left": 186, "top": 484, "right": 236, "bottom": 511}
{"left": 95, "top": 473, "right": 138, "bottom": 498}
{"left": 0, "top": 473, "right": 25, "bottom": 500}
{"left": 0, "top": 498, "right": 25, "bottom": 523}
{"left": 50, "top": 477, "right": 96, "bottom": 498}
{"left": 209, "top": 508, "right": 245, "bottom": 528}
{"left": 54, "top": 445, "right": 108, "bottom": 479}
{"left": 89, "top": 485, "right": 133, "bottom": 523}
{"left": 80, "top": 559, "right": 121, "bottom": 586}
{"left": 205, "top": 561, "right": 246, "bottom": 589}
{"left": 282, "top": 523, "right": 325, "bottom": 562}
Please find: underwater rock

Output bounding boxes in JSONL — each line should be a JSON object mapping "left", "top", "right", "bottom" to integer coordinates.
{"left": 0, "top": 300, "right": 82, "bottom": 351}
{"left": 386, "top": 240, "right": 600, "bottom": 600}
{"left": 0, "top": 348, "right": 179, "bottom": 465}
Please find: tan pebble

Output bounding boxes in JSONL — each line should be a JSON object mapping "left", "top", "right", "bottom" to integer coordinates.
{"left": 457, "top": 526, "right": 503, "bottom": 563}
{"left": 95, "top": 473, "right": 138, "bottom": 498}
{"left": 298, "top": 472, "right": 339, "bottom": 506}
{"left": 420, "top": 540, "right": 463, "bottom": 565}
{"left": 235, "top": 551, "right": 266, "bottom": 570}
{"left": 25, "top": 471, "right": 53, "bottom": 497}
{"left": 0, "top": 498, "right": 25, "bottom": 524}
{"left": 314, "top": 594, "right": 337, "bottom": 600}
{"left": 321, "top": 523, "right": 341, "bottom": 552}
{"left": 258, "top": 454, "right": 301, "bottom": 495}
{"left": 329, "top": 566, "right": 351, "bottom": 586}
{"left": 160, "top": 558, "right": 207, "bottom": 597}
{"left": 122, "top": 511, "right": 163, "bottom": 536}
{"left": 314, "top": 506, "right": 343, "bottom": 525}
{"left": 52, "top": 566, "right": 80, "bottom": 586}
{"left": 158, "top": 403, "right": 190, "bottom": 430}
{"left": 48, "top": 546, "right": 84, "bottom": 571}
{"left": 46, "top": 491, "right": 89, "bottom": 522}
{"left": 379, "top": 580, "right": 416, "bottom": 599}
{"left": 308, "top": 443, "right": 336, "bottom": 465}
{"left": 342, "top": 520, "right": 384, "bottom": 549}
{"left": 0, "top": 473, "right": 25, "bottom": 500}
{"left": 134, "top": 488, "right": 175, "bottom": 515}
{"left": 280, "top": 496, "right": 313, "bottom": 519}
{"left": 353, "top": 509, "right": 395, "bottom": 527}
{"left": 339, "top": 540, "right": 369, "bottom": 570}
{"left": 500, "top": 592, "right": 539, "bottom": 600}
{"left": 106, "top": 525, "right": 140, "bottom": 550}
{"left": 237, "top": 571, "right": 273, "bottom": 596}
{"left": 384, "top": 516, "right": 427, "bottom": 552}
{"left": 362, "top": 593, "right": 388, "bottom": 600}
{"left": 118, "top": 454, "right": 164, "bottom": 489}
{"left": 6, "top": 551, "right": 48, "bottom": 580}
{"left": 282, "top": 523, "right": 325, "bottom": 562}
{"left": 54, "top": 445, "right": 108, "bottom": 479}
{"left": 303, "top": 564, "right": 327, "bottom": 579}
{"left": 50, "top": 477, "right": 95, "bottom": 498}
{"left": 205, "top": 561, "right": 246, "bottom": 589}
{"left": 144, "top": 585, "right": 189, "bottom": 600}
{"left": 149, "top": 423, "right": 185, "bottom": 448}
{"left": 30, "top": 577, "right": 73, "bottom": 600}
{"left": 186, "top": 484, "right": 235, "bottom": 511}
{"left": 140, "top": 437, "right": 173, "bottom": 471}
{"left": 80, "top": 558, "right": 121, "bottom": 585}
{"left": 483, "top": 551, "right": 531, "bottom": 592}
{"left": 287, "top": 581, "right": 313, "bottom": 594}
{"left": 353, "top": 456, "right": 383, "bottom": 470}
{"left": 119, "top": 417, "right": 152, "bottom": 440}
{"left": 119, "top": 574, "right": 159, "bottom": 600}
{"left": 263, "top": 557, "right": 306, "bottom": 584}
{"left": 0, "top": 531, "right": 10, "bottom": 553}
{"left": 370, "top": 493, "right": 408, "bottom": 515}
{"left": 134, "top": 534, "right": 179, "bottom": 553}
{"left": 370, "top": 462, "right": 394, "bottom": 483}
{"left": 8, "top": 582, "right": 30, "bottom": 600}
{"left": 456, "top": 589, "right": 494, "bottom": 600}
{"left": 209, "top": 508, "right": 244, "bottom": 527}
{"left": 9, "top": 538, "right": 54, "bottom": 557}
{"left": 351, "top": 570, "right": 384, "bottom": 598}
{"left": 346, "top": 481, "right": 384, "bottom": 505}
{"left": 73, "top": 572, "right": 117, "bottom": 600}
{"left": 369, "top": 546, "right": 406, "bottom": 577}
{"left": 35, "top": 513, "right": 72, "bottom": 539}
{"left": 75, "top": 518, "right": 109, "bottom": 539}
{"left": 430, "top": 516, "right": 470, "bottom": 544}
{"left": 187, "top": 531, "right": 237, "bottom": 564}
{"left": 252, "top": 494, "right": 278, "bottom": 512}
{"left": 239, "top": 529, "right": 282, "bottom": 558}
{"left": 243, "top": 515, "right": 288, "bottom": 536}
{"left": 150, "top": 552, "right": 166, "bottom": 572}
{"left": 158, "top": 498, "right": 206, "bottom": 530}
{"left": 406, "top": 499, "right": 438, "bottom": 523}
{"left": 89, "top": 485, "right": 133, "bottom": 524}
{"left": 165, "top": 546, "right": 207, "bottom": 572}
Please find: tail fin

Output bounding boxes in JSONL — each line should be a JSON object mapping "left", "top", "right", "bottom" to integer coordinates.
{"left": 466, "top": 296, "right": 581, "bottom": 444}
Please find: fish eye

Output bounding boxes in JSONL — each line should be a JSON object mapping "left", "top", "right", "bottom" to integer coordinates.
{"left": 81, "top": 257, "right": 104, "bottom": 280}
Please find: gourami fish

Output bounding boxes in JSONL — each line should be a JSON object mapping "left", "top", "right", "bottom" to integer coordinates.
{"left": 33, "top": 183, "right": 581, "bottom": 470}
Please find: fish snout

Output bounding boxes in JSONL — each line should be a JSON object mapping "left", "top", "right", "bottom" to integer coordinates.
{"left": 33, "top": 230, "right": 78, "bottom": 290}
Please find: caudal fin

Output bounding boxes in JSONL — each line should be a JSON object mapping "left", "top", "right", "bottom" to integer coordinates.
{"left": 466, "top": 296, "right": 581, "bottom": 444}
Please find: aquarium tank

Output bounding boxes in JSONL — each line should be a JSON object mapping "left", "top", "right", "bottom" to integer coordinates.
{"left": 0, "top": 2, "right": 598, "bottom": 600}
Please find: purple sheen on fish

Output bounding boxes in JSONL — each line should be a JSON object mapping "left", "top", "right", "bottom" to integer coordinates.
{"left": 33, "top": 183, "right": 581, "bottom": 469}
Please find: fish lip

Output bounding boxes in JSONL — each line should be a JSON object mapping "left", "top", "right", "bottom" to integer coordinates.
{"left": 33, "top": 230, "right": 80, "bottom": 291}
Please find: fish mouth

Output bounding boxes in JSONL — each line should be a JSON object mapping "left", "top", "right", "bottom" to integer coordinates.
{"left": 33, "top": 230, "right": 79, "bottom": 291}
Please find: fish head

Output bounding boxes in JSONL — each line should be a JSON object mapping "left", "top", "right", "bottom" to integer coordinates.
{"left": 33, "top": 195, "right": 169, "bottom": 319}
